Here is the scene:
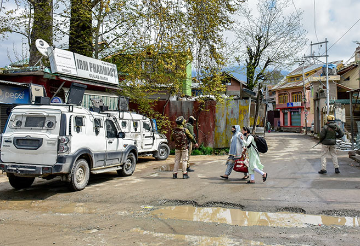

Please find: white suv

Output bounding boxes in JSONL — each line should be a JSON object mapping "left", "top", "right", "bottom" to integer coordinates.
{"left": 106, "top": 111, "right": 170, "bottom": 160}
{"left": 0, "top": 104, "right": 138, "bottom": 191}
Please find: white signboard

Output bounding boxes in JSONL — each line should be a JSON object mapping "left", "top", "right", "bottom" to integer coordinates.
{"left": 74, "top": 53, "right": 119, "bottom": 85}
{"left": 47, "top": 48, "right": 119, "bottom": 85}
{"left": 48, "top": 48, "right": 77, "bottom": 75}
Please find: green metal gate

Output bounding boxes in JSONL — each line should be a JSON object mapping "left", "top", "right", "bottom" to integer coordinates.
{"left": 291, "top": 109, "right": 301, "bottom": 126}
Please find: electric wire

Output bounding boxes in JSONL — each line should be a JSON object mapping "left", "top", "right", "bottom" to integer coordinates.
{"left": 313, "top": 0, "right": 319, "bottom": 43}
{"left": 327, "top": 17, "right": 360, "bottom": 52}
{"left": 344, "top": 52, "right": 355, "bottom": 65}
{"left": 316, "top": 17, "right": 360, "bottom": 58}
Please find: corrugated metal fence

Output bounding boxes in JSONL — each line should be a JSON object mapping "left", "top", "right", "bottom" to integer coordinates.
{"left": 214, "top": 100, "right": 251, "bottom": 148}
{"left": 145, "top": 99, "right": 251, "bottom": 149}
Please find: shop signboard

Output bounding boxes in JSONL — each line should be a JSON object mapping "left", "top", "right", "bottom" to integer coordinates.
{"left": 287, "top": 102, "right": 301, "bottom": 107}
{"left": 0, "top": 85, "right": 30, "bottom": 104}
{"left": 48, "top": 48, "right": 77, "bottom": 75}
{"left": 74, "top": 53, "right": 118, "bottom": 85}
{"left": 47, "top": 48, "right": 119, "bottom": 85}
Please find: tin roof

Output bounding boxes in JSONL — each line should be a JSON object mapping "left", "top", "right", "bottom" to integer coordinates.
{"left": 272, "top": 61, "right": 343, "bottom": 91}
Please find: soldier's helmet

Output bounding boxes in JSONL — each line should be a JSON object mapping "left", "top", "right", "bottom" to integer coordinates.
{"left": 327, "top": 115, "right": 335, "bottom": 121}
{"left": 175, "top": 116, "right": 185, "bottom": 125}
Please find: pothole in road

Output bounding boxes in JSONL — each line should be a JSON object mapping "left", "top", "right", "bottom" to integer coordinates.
{"left": 151, "top": 206, "right": 360, "bottom": 228}
{"left": 159, "top": 199, "right": 244, "bottom": 209}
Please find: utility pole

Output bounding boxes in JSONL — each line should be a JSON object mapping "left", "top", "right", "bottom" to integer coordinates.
{"left": 325, "top": 38, "right": 329, "bottom": 115}
{"left": 301, "top": 57, "right": 308, "bottom": 135}
{"left": 305, "top": 39, "right": 329, "bottom": 133}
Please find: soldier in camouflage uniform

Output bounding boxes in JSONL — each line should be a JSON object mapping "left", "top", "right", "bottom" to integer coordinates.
{"left": 171, "top": 116, "right": 198, "bottom": 179}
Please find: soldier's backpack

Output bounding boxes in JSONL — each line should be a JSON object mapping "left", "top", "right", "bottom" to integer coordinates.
{"left": 336, "top": 127, "right": 344, "bottom": 139}
{"left": 172, "top": 128, "right": 188, "bottom": 150}
{"left": 252, "top": 135, "right": 268, "bottom": 153}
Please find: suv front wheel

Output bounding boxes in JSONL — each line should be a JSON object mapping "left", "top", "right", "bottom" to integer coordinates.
{"left": 68, "top": 159, "right": 90, "bottom": 191}
{"left": 154, "top": 143, "right": 170, "bottom": 160}
{"left": 117, "top": 153, "right": 136, "bottom": 177}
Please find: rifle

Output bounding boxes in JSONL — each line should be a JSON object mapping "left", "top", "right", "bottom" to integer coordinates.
{"left": 311, "top": 141, "right": 321, "bottom": 149}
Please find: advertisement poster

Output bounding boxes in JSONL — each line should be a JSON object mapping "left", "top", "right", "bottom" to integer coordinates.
{"left": 0, "top": 85, "right": 30, "bottom": 104}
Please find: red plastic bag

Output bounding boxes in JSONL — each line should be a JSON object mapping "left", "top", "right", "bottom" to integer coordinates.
{"left": 233, "top": 156, "right": 248, "bottom": 173}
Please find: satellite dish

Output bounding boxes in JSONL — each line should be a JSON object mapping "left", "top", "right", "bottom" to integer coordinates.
{"left": 35, "top": 39, "right": 50, "bottom": 57}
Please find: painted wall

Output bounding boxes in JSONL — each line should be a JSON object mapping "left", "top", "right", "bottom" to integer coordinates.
{"left": 182, "top": 60, "right": 192, "bottom": 96}
{"left": 339, "top": 67, "right": 359, "bottom": 90}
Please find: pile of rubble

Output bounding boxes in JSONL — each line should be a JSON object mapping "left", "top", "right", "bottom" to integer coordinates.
{"left": 336, "top": 139, "right": 356, "bottom": 151}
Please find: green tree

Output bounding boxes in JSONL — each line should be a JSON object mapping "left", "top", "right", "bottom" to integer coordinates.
{"left": 0, "top": 0, "right": 243, "bottom": 132}
{"left": 104, "top": 0, "right": 242, "bottom": 131}
{"left": 69, "top": 0, "right": 95, "bottom": 57}
{"left": 263, "top": 69, "right": 284, "bottom": 85}
{"left": 234, "top": 0, "right": 306, "bottom": 132}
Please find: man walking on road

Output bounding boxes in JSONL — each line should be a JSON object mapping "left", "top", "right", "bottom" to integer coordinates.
{"left": 318, "top": 115, "right": 344, "bottom": 174}
{"left": 185, "top": 116, "right": 197, "bottom": 172}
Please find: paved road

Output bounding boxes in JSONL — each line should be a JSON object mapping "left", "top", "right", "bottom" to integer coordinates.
{"left": 0, "top": 132, "right": 360, "bottom": 246}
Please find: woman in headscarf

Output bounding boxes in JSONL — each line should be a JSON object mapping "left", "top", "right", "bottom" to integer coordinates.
{"left": 220, "top": 125, "right": 246, "bottom": 179}
{"left": 241, "top": 126, "right": 267, "bottom": 184}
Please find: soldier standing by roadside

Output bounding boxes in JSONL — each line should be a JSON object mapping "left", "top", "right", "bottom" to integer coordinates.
{"left": 318, "top": 115, "right": 344, "bottom": 174}
{"left": 171, "top": 116, "right": 198, "bottom": 179}
{"left": 185, "top": 116, "right": 197, "bottom": 172}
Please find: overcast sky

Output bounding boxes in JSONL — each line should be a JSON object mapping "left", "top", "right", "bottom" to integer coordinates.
{"left": 293, "top": 0, "right": 360, "bottom": 65}
{"left": 0, "top": 0, "right": 359, "bottom": 68}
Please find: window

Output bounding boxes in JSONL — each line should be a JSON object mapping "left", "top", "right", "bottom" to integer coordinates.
{"left": 132, "top": 121, "right": 140, "bottom": 133}
{"left": 344, "top": 76, "right": 350, "bottom": 81}
{"left": 292, "top": 92, "right": 302, "bottom": 102}
{"left": 25, "top": 116, "right": 45, "bottom": 127}
{"left": 121, "top": 121, "right": 127, "bottom": 128}
{"left": 278, "top": 94, "right": 288, "bottom": 104}
{"left": 75, "top": 116, "right": 84, "bottom": 126}
{"left": 94, "top": 118, "right": 102, "bottom": 128}
{"left": 143, "top": 121, "right": 151, "bottom": 132}
{"left": 105, "top": 120, "right": 117, "bottom": 138}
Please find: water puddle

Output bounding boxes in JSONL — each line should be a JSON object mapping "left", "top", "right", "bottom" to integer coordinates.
{"left": 131, "top": 228, "right": 271, "bottom": 246}
{"left": 152, "top": 206, "right": 360, "bottom": 228}
{"left": 0, "top": 200, "right": 95, "bottom": 214}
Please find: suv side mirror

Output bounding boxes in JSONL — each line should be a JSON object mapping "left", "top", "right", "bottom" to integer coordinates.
{"left": 118, "top": 132, "right": 125, "bottom": 138}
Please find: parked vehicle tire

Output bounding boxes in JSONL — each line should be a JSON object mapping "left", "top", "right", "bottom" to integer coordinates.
{"left": 117, "top": 153, "right": 136, "bottom": 177}
{"left": 8, "top": 174, "right": 35, "bottom": 190}
{"left": 154, "top": 143, "right": 170, "bottom": 160}
{"left": 68, "top": 159, "right": 90, "bottom": 191}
